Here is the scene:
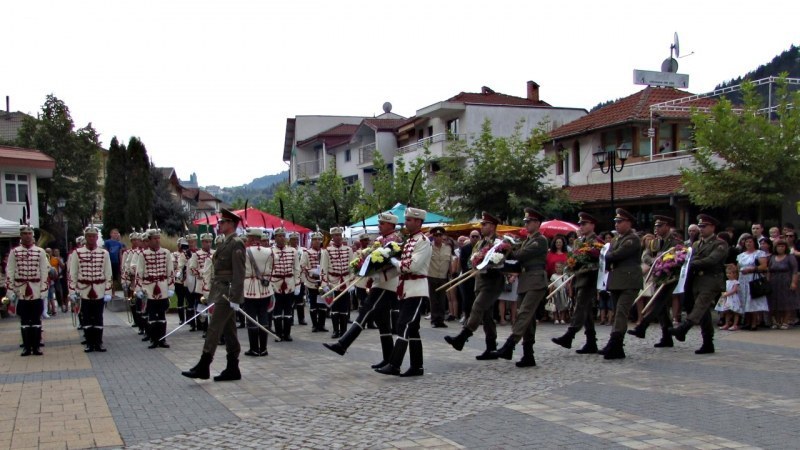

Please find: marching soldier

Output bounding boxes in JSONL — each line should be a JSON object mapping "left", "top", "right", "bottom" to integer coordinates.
{"left": 628, "top": 215, "right": 683, "bottom": 347}
{"left": 68, "top": 225, "right": 112, "bottom": 352}
{"left": 135, "top": 229, "right": 175, "bottom": 349}
{"left": 182, "top": 208, "right": 245, "bottom": 381}
{"left": 269, "top": 227, "right": 300, "bottom": 341}
{"left": 490, "top": 208, "right": 548, "bottom": 367}
{"left": 352, "top": 233, "right": 372, "bottom": 316}
{"left": 122, "top": 232, "right": 146, "bottom": 335}
{"left": 176, "top": 235, "right": 197, "bottom": 327}
{"left": 375, "top": 207, "right": 431, "bottom": 376}
{"left": 669, "top": 214, "right": 727, "bottom": 354}
{"left": 301, "top": 232, "right": 327, "bottom": 332}
{"left": 243, "top": 228, "right": 273, "bottom": 356}
{"left": 187, "top": 233, "right": 214, "bottom": 332}
{"left": 552, "top": 212, "right": 603, "bottom": 354}
{"left": 600, "top": 208, "right": 643, "bottom": 360}
{"left": 289, "top": 232, "right": 307, "bottom": 326}
{"left": 445, "top": 212, "right": 504, "bottom": 359}
{"left": 320, "top": 227, "right": 354, "bottom": 339}
{"left": 6, "top": 225, "right": 49, "bottom": 356}
{"left": 324, "top": 212, "right": 402, "bottom": 368}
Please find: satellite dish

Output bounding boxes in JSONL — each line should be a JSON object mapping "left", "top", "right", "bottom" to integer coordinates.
{"left": 672, "top": 32, "right": 680, "bottom": 59}
{"left": 661, "top": 57, "right": 679, "bottom": 73}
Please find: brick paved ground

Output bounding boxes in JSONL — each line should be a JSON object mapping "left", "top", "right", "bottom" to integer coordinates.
{"left": 2, "top": 306, "right": 799, "bottom": 449}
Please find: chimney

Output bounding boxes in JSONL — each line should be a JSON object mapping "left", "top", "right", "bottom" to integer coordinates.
{"left": 526, "top": 81, "right": 540, "bottom": 103}
{"left": 5, "top": 96, "right": 9, "bottom": 119}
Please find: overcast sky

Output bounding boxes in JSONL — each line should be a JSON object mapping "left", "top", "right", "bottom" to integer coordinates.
{"left": 5, "top": 1, "right": 799, "bottom": 187}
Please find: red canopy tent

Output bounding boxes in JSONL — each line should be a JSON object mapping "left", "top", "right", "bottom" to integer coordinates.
{"left": 193, "top": 207, "right": 311, "bottom": 234}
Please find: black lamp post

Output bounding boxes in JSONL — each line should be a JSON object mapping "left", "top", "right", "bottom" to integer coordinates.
{"left": 57, "top": 197, "right": 67, "bottom": 253}
{"left": 593, "top": 144, "right": 631, "bottom": 212}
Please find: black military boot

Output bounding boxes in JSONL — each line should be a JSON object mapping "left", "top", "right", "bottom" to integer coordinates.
{"left": 400, "top": 340, "right": 424, "bottom": 377}
{"left": 84, "top": 328, "right": 96, "bottom": 353}
{"left": 375, "top": 339, "right": 407, "bottom": 376}
{"left": 323, "top": 323, "right": 362, "bottom": 356}
{"left": 627, "top": 321, "right": 649, "bottom": 339}
{"left": 214, "top": 355, "right": 242, "bottom": 382}
{"left": 258, "top": 330, "right": 269, "bottom": 356}
{"left": 476, "top": 338, "right": 498, "bottom": 360}
{"left": 310, "top": 310, "right": 319, "bottom": 332}
{"left": 695, "top": 339, "right": 715, "bottom": 354}
{"left": 551, "top": 326, "right": 579, "bottom": 349}
{"left": 654, "top": 327, "right": 674, "bottom": 348}
{"left": 371, "top": 333, "right": 395, "bottom": 369}
{"left": 182, "top": 352, "right": 213, "bottom": 379}
{"left": 575, "top": 331, "right": 598, "bottom": 354}
{"left": 274, "top": 317, "right": 284, "bottom": 342}
{"left": 669, "top": 320, "right": 694, "bottom": 342}
{"left": 245, "top": 329, "right": 260, "bottom": 356}
{"left": 444, "top": 329, "right": 473, "bottom": 351}
{"left": 330, "top": 314, "right": 340, "bottom": 339}
{"left": 157, "top": 323, "right": 170, "bottom": 348}
{"left": 603, "top": 332, "right": 626, "bottom": 360}
{"left": 340, "top": 316, "right": 350, "bottom": 339}
{"left": 491, "top": 336, "right": 517, "bottom": 360}
{"left": 297, "top": 305, "right": 307, "bottom": 325}
{"left": 282, "top": 318, "right": 293, "bottom": 342}
{"left": 20, "top": 327, "right": 32, "bottom": 357}
{"left": 94, "top": 328, "right": 107, "bottom": 352}
{"left": 515, "top": 342, "right": 536, "bottom": 367}
{"left": 318, "top": 310, "right": 329, "bottom": 332}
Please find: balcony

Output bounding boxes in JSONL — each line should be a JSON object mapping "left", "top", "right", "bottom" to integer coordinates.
{"left": 396, "top": 133, "right": 466, "bottom": 158}
{"left": 357, "top": 143, "right": 376, "bottom": 165}
{"left": 295, "top": 159, "right": 322, "bottom": 179}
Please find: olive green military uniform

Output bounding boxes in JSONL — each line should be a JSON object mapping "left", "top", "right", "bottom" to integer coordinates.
{"left": 507, "top": 231, "right": 549, "bottom": 345}
{"left": 637, "top": 231, "right": 682, "bottom": 337}
{"left": 606, "top": 229, "right": 643, "bottom": 333}
{"left": 202, "top": 233, "right": 246, "bottom": 357}
{"left": 464, "top": 234, "right": 504, "bottom": 348}
{"left": 686, "top": 234, "right": 728, "bottom": 336}
{"left": 568, "top": 232, "right": 601, "bottom": 337}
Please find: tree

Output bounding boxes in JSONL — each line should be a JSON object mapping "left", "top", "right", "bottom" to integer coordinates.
{"left": 15, "top": 95, "right": 101, "bottom": 242}
{"left": 125, "top": 137, "right": 154, "bottom": 229}
{"left": 150, "top": 165, "right": 191, "bottom": 235}
{"left": 431, "top": 119, "right": 576, "bottom": 224}
{"left": 681, "top": 77, "right": 800, "bottom": 221}
{"left": 102, "top": 137, "right": 129, "bottom": 236}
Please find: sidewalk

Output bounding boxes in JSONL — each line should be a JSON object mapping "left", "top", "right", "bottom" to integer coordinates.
{"left": 1, "top": 308, "right": 799, "bottom": 449}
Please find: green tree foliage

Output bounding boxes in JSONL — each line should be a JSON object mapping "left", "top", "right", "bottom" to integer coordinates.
{"left": 431, "top": 119, "right": 576, "bottom": 224}
{"left": 681, "top": 77, "right": 800, "bottom": 221}
{"left": 125, "top": 137, "right": 154, "bottom": 229}
{"left": 150, "top": 165, "right": 191, "bottom": 235}
{"left": 102, "top": 137, "right": 128, "bottom": 236}
{"left": 15, "top": 95, "right": 100, "bottom": 241}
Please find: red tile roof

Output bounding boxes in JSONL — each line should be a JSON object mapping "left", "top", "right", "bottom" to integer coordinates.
{"left": 565, "top": 175, "right": 683, "bottom": 203}
{"left": 296, "top": 123, "right": 359, "bottom": 147}
{"left": 550, "top": 87, "right": 716, "bottom": 139}
{"left": 181, "top": 188, "right": 221, "bottom": 203}
{"left": 0, "top": 145, "right": 56, "bottom": 169}
{"left": 446, "top": 89, "right": 551, "bottom": 107}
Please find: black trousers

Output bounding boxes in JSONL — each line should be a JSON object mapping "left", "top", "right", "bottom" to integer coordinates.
{"left": 187, "top": 292, "right": 201, "bottom": 328}
{"left": 18, "top": 300, "right": 44, "bottom": 349}
{"left": 82, "top": 299, "right": 105, "bottom": 345}
{"left": 273, "top": 293, "right": 294, "bottom": 338}
{"left": 146, "top": 298, "right": 169, "bottom": 342}
{"left": 175, "top": 283, "right": 188, "bottom": 322}
{"left": 387, "top": 297, "right": 425, "bottom": 369}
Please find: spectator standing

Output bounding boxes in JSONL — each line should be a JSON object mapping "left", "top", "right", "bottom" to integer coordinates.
{"left": 737, "top": 236, "right": 769, "bottom": 331}
{"left": 751, "top": 223, "right": 768, "bottom": 242}
{"left": 104, "top": 228, "right": 126, "bottom": 286}
{"left": 766, "top": 239, "right": 798, "bottom": 329}
{"left": 427, "top": 227, "right": 453, "bottom": 328}
{"left": 716, "top": 264, "right": 742, "bottom": 330}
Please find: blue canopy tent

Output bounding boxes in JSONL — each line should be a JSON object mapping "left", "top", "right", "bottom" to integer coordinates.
{"left": 346, "top": 203, "right": 453, "bottom": 238}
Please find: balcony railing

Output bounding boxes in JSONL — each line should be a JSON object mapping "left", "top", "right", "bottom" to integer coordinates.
{"left": 357, "top": 142, "right": 376, "bottom": 165}
{"left": 295, "top": 159, "right": 321, "bottom": 179}
{"left": 396, "top": 133, "right": 466, "bottom": 155}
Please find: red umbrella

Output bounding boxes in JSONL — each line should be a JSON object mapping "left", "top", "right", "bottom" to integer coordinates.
{"left": 540, "top": 220, "right": 579, "bottom": 239}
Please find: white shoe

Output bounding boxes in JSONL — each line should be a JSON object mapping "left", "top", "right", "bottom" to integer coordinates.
{"left": 424, "top": 314, "right": 431, "bottom": 320}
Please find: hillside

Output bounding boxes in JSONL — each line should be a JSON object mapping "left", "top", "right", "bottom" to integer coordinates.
{"left": 209, "top": 170, "right": 288, "bottom": 204}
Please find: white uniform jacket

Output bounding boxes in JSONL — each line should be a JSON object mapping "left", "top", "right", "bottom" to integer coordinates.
{"left": 244, "top": 244, "right": 274, "bottom": 299}
{"left": 5, "top": 244, "right": 49, "bottom": 300}
{"left": 300, "top": 247, "right": 322, "bottom": 290}
{"left": 68, "top": 246, "right": 112, "bottom": 299}
{"left": 320, "top": 243, "right": 353, "bottom": 292}
{"left": 135, "top": 247, "right": 175, "bottom": 300}
{"left": 269, "top": 245, "right": 300, "bottom": 294}
{"left": 187, "top": 249, "right": 211, "bottom": 294}
{"left": 395, "top": 231, "right": 432, "bottom": 300}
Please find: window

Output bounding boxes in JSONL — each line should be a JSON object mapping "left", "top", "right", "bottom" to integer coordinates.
{"left": 4, "top": 173, "right": 29, "bottom": 203}
{"left": 677, "top": 124, "right": 693, "bottom": 151}
{"left": 555, "top": 151, "right": 564, "bottom": 176}
{"left": 637, "top": 127, "right": 652, "bottom": 157}
{"left": 658, "top": 124, "right": 674, "bottom": 154}
{"left": 427, "top": 126, "right": 433, "bottom": 138}
{"left": 417, "top": 129, "right": 424, "bottom": 141}
{"left": 345, "top": 149, "right": 351, "bottom": 162}
{"left": 446, "top": 118, "right": 459, "bottom": 135}
{"left": 571, "top": 141, "right": 580, "bottom": 172}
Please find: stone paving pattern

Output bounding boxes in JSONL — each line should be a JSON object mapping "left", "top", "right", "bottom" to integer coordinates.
{"left": 2, "top": 305, "right": 800, "bottom": 449}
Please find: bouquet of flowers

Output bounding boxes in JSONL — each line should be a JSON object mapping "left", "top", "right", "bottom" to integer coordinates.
{"left": 349, "top": 240, "right": 404, "bottom": 277}
{"left": 651, "top": 245, "right": 690, "bottom": 285}
{"left": 349, "top": 241, "right": 382, "bottom": 274}
{"left": 470, "top": 242, "right": 511, "bottom": 270}
{"left": 566, "top": 242, "right": 605, "bottom": 273}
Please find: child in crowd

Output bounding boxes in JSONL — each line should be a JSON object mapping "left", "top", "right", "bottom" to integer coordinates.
{"left": 549, "top": 263, "right": 571, "bottom": 324}
{"left": 716, "top": 264, "right": 742, "bottom": 330}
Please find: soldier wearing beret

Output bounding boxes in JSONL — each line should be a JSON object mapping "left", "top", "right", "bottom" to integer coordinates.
{"left": 68, "top": 225, "right": 113, "bottom": 353}
{"left": 490, "top": 208, "right": 549, "bottom": 367}
{"left": 182, "top": 208, "right": 246, "bottom": 381}
{"left": 628, "top": 215, "right": 683, "bottom": 348}
{"left": 6, "top": 225, "right": 49, "bottom": 356}
{"left": 552, "top": 212, "right": 603, "bottom": 354}
{"left": 600, "top": 208, "right": 643, "bottom": 360}
{"left": 445, "top": 212, "right": 505, "bottom": 360}
{"left": 669, "top": 214, "right": 727, "bottom": 354}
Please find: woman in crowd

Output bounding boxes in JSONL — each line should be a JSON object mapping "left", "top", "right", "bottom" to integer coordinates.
{"left": 767, "top": 239, "right": 798, "bottom": 329}
{"left": 544, "top": 235, "right": 569, "bottom": 323}
{"left": 737, "top": 235, "right": 770, "bottom": 331}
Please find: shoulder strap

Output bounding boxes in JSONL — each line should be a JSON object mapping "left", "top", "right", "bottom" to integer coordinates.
{"left": 246, "top": 248, "right": 263, "bottom": 279}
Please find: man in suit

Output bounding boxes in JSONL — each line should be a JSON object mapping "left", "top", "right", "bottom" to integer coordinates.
{"left": 600, "top": 208, "right": 643, "bottom": 360}
{"left": 670, "top": 214, "right": 727, "bottom": 354}
{"left": 552, "top": 212, "right": 603, "bottom": 354}
{"left": 628, "top": 215, "right": 683, "bottom": 347}
{"left": 489, "top": 208, "right": 548, "bottom": 367}
{"left": 444, "top": 212, "right": 505, "bottom": 360}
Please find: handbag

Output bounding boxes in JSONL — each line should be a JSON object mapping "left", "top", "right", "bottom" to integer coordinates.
{"left": 748, "top": 261, "right": 771, "bottom": 298}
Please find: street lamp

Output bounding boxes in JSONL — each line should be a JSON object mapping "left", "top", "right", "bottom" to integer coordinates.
{"left": 57, "top": 198, "right": 67, "bottom": 253}
{"left": 593, "top": 144, "right": 631, "bottom": 212}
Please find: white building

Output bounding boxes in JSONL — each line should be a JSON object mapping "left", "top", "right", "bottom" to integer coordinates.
{"left": 0, "top": 145, "right": 55, "bottom": 228}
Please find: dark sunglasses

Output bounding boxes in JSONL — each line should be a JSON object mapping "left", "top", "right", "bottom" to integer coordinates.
{"left": 697, "top": 224, "right": 708, "bottom": 228}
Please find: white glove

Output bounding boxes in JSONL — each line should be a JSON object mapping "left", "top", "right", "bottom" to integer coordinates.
{"left": 122, "top": 282, "right": 129, "bottom": 292}
{"left": 230, "top": 301, "right": 241, "bottom": 312}
{"left": 293, "top": 286, "right": 301, "bottom": 296}
{"left": 103, "top": 294, "right": 112, "bottom": 303}
{"left": 168, "top": 290, "right": 175, "bottom": 298}
{"left": 9, "top": 292, "right": 18, "bottom": 302}
{"left": 135, "top": 291, "right": 145, "bottom": 300}
{"left": 390, "top": 257, "right": 401, "bottom": 269}
{"left": 69, "top": 292, "right": 79, "bottom": 302}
